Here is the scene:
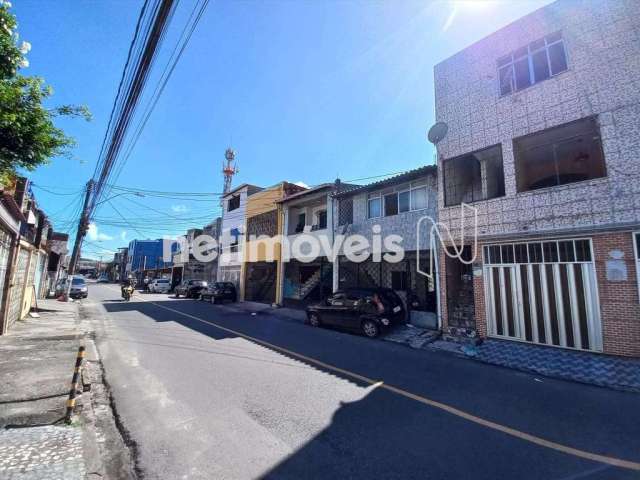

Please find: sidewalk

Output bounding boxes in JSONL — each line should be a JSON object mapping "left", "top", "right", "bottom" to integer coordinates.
{"left": 225, "top": 301, "right": 441, "bottom": 349}
{"left": 0, "top": 299, "right": 134, "bottom": 479}
{"left": 429, "top": 338, "right": 640, "bottom": 393}
{"left": 231, "top": 301, "right": 639, "bottom": 392}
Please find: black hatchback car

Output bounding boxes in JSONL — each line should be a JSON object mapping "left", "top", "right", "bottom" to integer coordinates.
{"left": 200, "top": 282, "right": 237, "bottom": 304}
{"left": 306, "top": 287, "right": 405, "bottom": 338}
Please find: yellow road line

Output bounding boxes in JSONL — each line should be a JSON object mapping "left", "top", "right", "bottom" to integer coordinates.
{"left": 103, "top": 287, "right": 640, "bottom": 471}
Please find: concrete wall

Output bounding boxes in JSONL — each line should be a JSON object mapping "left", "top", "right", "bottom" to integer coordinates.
{"left": 434, "top": 0, "right": 640, "bottom": 240}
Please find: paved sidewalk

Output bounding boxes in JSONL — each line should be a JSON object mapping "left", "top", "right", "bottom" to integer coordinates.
{"left": 0, "top": 426, "right": 85, "bottom": 480}
{"left": 0, "top": 298, "right": 134, "bottom": 479}
{"left": 429, "top": 338, "right": 640, "bottom": 392}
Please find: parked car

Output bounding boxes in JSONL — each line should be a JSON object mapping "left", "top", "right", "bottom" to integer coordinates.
{"left": 200, "top": 282, "right": 237, "bottom": 304}
{"left": 174, "top": 279, "right": 208, "bottom": 298}
{"left": 306, "top": 288, "right": 405, "bottom": 338}
{"left": 97, "top": 274, "right": 110, "bottom": 283}
{"left": 69, "top": 276, "right": 89, "bottom": 299}
{"left": 149, "top": 278, "right": 171, "bottom": 293}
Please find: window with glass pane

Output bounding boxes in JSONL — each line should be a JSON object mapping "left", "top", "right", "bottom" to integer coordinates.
{"left": 384, "top": 193, "right": 398, "bottom": 216}
{"left": 368, "top": 197, "right": 381, "bottom": 218}
{"left": 410, "top": 187, "right": 428, "bottom": 210}
{"left": 496, "top": 31, "right": 567, "bottom": 95}
{"left": 399, "top": 191, "right": 410, "bottom": 213}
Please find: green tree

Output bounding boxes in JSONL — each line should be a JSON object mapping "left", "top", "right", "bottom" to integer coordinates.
{"left": 0, "top": 1, "right": 90, "bottom": 182}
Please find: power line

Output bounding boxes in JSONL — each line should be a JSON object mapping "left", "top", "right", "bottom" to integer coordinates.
{"left": 102, "top": 0, "right": 211, "bottom": 206}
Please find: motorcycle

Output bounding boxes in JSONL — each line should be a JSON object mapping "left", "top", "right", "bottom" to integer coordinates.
{"left": 121, "top": 284, "right": 134, "bottom": 302}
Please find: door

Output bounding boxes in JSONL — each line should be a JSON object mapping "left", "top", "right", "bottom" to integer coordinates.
{"left": 484, "top": 239, "right": 602, "bottom": 352}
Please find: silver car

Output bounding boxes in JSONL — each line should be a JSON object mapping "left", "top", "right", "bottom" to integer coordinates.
{"left": 149, "top": 278, "right": 171, "bottom": 293}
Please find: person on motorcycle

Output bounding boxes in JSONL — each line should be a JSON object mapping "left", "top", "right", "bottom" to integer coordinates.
{"left": 121, "top": 278, "right": 135, "bottom": 300}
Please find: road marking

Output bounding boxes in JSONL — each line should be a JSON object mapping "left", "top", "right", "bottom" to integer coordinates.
{"left": 104, "top": 287, "right": 640, "bottom": 471}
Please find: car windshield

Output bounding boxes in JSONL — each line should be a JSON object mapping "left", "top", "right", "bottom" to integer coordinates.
{"left": 193, "top": 281, "right": 207, "bottom": 286}
{"left": 157, "top": 279, "right": 169, "bottom": 284}
{"left": 72, "top": 278, "right": 85, "bottom": 286}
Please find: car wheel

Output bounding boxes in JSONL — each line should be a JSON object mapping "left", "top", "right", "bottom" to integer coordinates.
{"left": 361, "top": 319, "right": 379, "bottom": 338}
{"left": 308, "top": 313, "right": 321, "bottom": 327}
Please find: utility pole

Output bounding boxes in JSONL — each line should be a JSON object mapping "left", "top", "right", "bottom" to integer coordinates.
{"left": 68, "top": 179, "right": 94, "bottom": 278}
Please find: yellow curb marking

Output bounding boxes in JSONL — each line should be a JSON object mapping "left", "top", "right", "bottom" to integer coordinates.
{"left": 104, "top": 287, "right": 640, "bottom": 471}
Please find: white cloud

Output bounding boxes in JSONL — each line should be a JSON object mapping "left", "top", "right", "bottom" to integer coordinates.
{"left": 87, "top": 223, "right": 113, "bottom": 242}
{"left": 171, "top": 204, "right": 189, "bottom": 213}
{"left": 120, "top": 230, "right": 127, "bottom": 241}
{"left": 294, "top": 181, "right": 309, "bottom": 189}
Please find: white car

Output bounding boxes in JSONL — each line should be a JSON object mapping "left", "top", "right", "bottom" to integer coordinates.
{"left": 149, "top": 278, "right": 171, "bottom": 293}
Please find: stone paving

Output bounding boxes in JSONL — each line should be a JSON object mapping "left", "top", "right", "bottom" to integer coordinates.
{"left": 0, "top": 426, "right": 85, "bottom": 479}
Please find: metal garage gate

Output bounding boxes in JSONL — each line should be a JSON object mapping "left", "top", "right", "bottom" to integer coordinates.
{"left": 483, "top": 239, "right": 602, "bottom": 352}
{"left": 6, "top": 248, "right": 30, "bottom": 329}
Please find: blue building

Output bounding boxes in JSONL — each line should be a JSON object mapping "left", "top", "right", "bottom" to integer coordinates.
{"left": 125, "top": 239, "right": 172, "bottom": 275}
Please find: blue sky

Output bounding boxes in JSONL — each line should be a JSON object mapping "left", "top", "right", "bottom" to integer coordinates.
{"left": 13, "top": 0, "right": 552, "bottom": 259}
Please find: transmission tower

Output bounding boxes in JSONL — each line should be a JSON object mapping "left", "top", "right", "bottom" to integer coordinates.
{"left": 222, "top": 148, "right": 238, "bottom": 197}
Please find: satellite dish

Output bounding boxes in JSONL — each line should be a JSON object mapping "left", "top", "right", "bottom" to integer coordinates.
{"left": 427, "top": 122, "right": 448, "bottom": 145}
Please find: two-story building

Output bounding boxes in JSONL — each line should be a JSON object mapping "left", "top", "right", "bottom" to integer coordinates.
{"left": 278, "top": 184, "right": 340, "bottom": 308}
{"left": 332, "top": 166, "right": 439, "bottom": 327}
{"left": 242, "top": 182, "right": 306, "bottom": 304}
{"left": 218, "top": 184, "right": 263, "bottom": 289}
{"left": 434, "top": 0, "right": 640, "bottom": 356}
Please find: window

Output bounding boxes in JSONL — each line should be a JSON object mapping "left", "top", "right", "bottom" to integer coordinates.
{"left": 443, "top": 144, "right": 505, "bottom": 206}
{"left": 369, "top": 183, "right": 429, "bottom": 218}
{"left": 514, "top": 117, "right": 606, "bottom": 192}
{"left": 498, "top": 31, "right": 568, "bottom": 95}
{"left": 227, "top": 195, "right": 240, "bottom": 212}
{"left": 295, "top": 213, "right": 306, "bottom": 233}
{"left": 384, "top": 193, "right": 398, "bottom": 216}
{"left": 399, "top": 191, "right": 410, "bottom": 213}
{"left": 368, "top": 196, "right": 381, "bottom": 218}
{"left": 411, "top": 186, "right": 428, "bottom": 210}
{"left": 314, "top": 210, "right": 327, "bottom": 230}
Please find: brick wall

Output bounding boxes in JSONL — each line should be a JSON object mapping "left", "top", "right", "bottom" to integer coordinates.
{"left": 444, "top": 231, "right": 640, "bottom": 357}
{"left": 592, "top": 231, "right": 640, "bottom": 357}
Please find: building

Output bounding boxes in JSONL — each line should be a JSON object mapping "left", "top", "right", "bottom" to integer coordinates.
{"left": 45, "top": 231, "right": 69, "bottom": 296}
{"left": 0, "top": 177, "right": 60, "bottom": 333}
{"left": 218, "top": 184, "right": 263, "bottom": 288}
{"left": 242, "top": 182, "right": 306, "bottom": 304}
{"left": 171, "top": 218, "right": 221, "bottom": 288}
{"left": 332, "top": 166, "right": 439, "bottom": 327}
{"left": 125, "top": 239, "right": 168, "bottom": 282}
{"left": 278, "top": 183, "right": 354, "bottom": 308}
{"left": 434, "top": 0, "right": 640, "bottom": 356}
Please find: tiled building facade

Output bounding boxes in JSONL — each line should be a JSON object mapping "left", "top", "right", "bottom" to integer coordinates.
{"left": 434, "top": 0, "right": 640, "bottom": 356}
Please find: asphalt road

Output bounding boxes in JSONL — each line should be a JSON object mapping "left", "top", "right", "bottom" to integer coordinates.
{"left": 84, "top": 283, "right": 640, "bottom": 480}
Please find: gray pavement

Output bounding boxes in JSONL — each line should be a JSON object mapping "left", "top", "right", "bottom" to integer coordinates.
{"left": 86, "top": 283, "right": 640, "bottom": 480}
{"left": 0, "top": 297, "right": 134, "bottom": 480}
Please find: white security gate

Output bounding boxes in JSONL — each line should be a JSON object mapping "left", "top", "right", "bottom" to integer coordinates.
{"left": 484, "top": 239, "right": 602, "bottom": 352}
